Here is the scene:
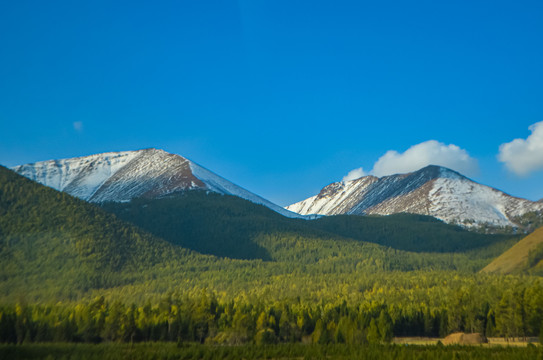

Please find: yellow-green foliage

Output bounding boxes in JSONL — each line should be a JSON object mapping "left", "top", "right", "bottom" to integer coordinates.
{"left": 1, "top": 276, "right": 542, "bottom": 345}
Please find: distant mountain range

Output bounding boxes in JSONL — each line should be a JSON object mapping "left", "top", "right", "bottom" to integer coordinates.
{"left": 286, "top": 165, "right": 543, "bottom": 228}
{"left": 12, "top": 148, "right": 303, "bottom": 219}
{"left": 12, "top": 149, "right": 543, "bottom": 229}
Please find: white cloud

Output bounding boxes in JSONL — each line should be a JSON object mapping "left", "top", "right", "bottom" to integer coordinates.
{"left": 73, "top": 121, "right": 83, "bottom": 132}
{"left": 370, "top": 140, "right": 479, "bottom": 177}
{"left": 498, "top": 121, "right": 543, "bottom": 176}
{"left": 342, "top": 167, "right": 366, "bottom": 183}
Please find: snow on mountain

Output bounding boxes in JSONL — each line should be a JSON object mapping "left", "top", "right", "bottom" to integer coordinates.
{"left": 286, "top": 165, "right": 543, "bottom": 228}
{"left": 12, "top": 148, "right": 304, "bottom": 219}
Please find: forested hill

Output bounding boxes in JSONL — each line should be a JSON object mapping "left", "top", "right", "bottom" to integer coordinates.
{"left": 102, "top": 191, "right": 299, "bottom": 260}
{"left": 310, "top": 214, "right": 515, "bottom": 253}
{"left": 0, "top": 165, "right": 522, "bottom": 305}
{"left": 102, "top": 191, "right": 516, "bottom": 260}
{"left": 0, "top": 166, "right": 200, "bottom": 300}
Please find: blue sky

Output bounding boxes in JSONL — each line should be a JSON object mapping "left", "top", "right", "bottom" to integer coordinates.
{"left": 1, "top": 0, "right": 542, "bottom": 206}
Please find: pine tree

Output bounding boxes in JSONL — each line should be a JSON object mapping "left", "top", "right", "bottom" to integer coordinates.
{"left": 366, "top": 318, "right": 380, "bottom": 344}
{"left": 103, "top": 301, "right": 125, "bottom": 342}
{"left": 378, "top": 310, "right": 393, "bottom": 343}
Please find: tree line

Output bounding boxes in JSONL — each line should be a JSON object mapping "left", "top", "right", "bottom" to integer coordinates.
{"left": 2, "top": 283, "right": 542, "bottom": 345}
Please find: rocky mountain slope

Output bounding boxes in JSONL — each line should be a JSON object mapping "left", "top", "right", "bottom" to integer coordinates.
{"left": 286, "top": 165, "right": 543, "bottom": 228}
{"left": 12, "top": 148, "right": 303, "bottom": 218}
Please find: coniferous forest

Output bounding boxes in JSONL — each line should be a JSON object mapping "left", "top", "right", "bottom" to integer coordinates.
{"left": 1, "top": 166, "right": 542, "bottom": 359}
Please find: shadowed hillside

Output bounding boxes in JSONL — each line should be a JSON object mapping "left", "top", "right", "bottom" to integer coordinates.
{"left": 102, "top": 192, "right": 516, "bottom": 259}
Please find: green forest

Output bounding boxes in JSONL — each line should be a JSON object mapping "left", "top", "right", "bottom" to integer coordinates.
{"left": 1, "top": 278, "right": 543, "bottom": 345}
{"left": 1, "top": 165, "right": 543, "bottom": 359}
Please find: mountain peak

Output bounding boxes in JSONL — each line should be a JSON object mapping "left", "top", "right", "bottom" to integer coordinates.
{"left": 13, "top": 149, "right": 305, "bottom": 219}
{"left": 287, "top": 165, "right": 543, "bottom": 228}
{"left": 412, "top": 164, "right": 466, "bottom": 181}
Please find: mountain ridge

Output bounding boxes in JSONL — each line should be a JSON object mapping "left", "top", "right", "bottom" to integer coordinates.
{"left": 12, "top": 148, "right": 304, "bottom": 219}
{"left": 11, "top": 150, "right": 542, "bottom": 228}
{"left": 287, "top": 165, "right": 543, "bottom": 228}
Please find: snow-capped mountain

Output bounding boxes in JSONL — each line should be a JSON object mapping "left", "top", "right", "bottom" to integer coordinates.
{"left": 12, "top": 148, "right": 304, "bottom": 219}
{"left": 286, "top": 165, "right": 543, "bottom": 228}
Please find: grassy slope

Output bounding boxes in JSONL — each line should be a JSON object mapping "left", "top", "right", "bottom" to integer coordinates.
{"left": 481, "top": 226, "right": 543, "bottom": 274}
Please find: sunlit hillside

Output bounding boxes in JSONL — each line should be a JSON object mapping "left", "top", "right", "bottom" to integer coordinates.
{"left": 482, "top": 226, "right": 543, "bottom": 275}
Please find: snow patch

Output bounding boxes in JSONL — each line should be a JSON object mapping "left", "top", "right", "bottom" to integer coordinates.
{"left": 12, "top": 151, "right": 139, "bottom": 200}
